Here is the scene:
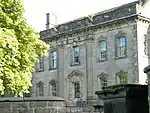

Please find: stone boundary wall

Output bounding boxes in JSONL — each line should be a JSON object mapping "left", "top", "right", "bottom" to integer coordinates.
{"left": 0, "top": 96, "right": 66, "bottom": 113}
{"left": 0, "top": 96, "right": 102, "bottom": 113}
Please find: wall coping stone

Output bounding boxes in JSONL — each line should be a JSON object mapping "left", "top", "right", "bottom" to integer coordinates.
{"left": 0, "top": 96, "right": 64, "bottom": 102}
{"left": 95, "top": 84, "right": 147, "bottom": 100}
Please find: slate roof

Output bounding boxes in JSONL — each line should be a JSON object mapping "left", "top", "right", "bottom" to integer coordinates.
{"left": 40, "top": 1, "right": 139, "bottom": 40}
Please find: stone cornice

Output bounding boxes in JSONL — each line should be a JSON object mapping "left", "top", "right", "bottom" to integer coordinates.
{"left": 40, "top": 2, "right": 150, "bottom": 43}
{"left": 136, "top": 15, "right": 150, "bottom": 23}
{"left": 40, "top": 1, "right": 138, "bottom": 41}
{"left": 42, "top": 15, "right": 138, "bottom": 43}
{"left": 45, "top": 14, "right": 150, "bottom": 49}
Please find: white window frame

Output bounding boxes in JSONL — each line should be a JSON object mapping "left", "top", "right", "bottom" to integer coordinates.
{"left": 119, "top": 73, "right": 128, "bottom": 84}
{"left": 50, "top": 50, "right": 57, "bottom": 69}
{"left": 37, "top": 81, "right": 44, "bottom": 96}
{"left": 100, "top": 77, "right": 108, "bottom": 88}
{"left": 74, "top": 82, "right": 80, "bottom": 99}
{"left": 49, "top": 81, "right": 57, "bottom": 96}
{"left": 99, "top": 40, "right": 107, "bottom": 61}
{"left": 51, "top": 81, "right": 57, "bottom": 96}
{"left": 116, "top": 37, "right": 126, "bottom": 57}
{"left": 72, "top": 46, "right": 79, "bottom": 64}
{"left": 39, "top": 56, "right": 44, "bottom": 71}
{"left": 116, "top": 71, "right": 128, "bottom": 84}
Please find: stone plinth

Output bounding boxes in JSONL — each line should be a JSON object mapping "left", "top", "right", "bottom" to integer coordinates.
{"left": 95, "top": 84, "right": 148, "bottom": 113}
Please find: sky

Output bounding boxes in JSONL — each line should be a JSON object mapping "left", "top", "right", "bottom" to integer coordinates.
{"left": 23, "top": 0, "right": 136, "bottom": 32}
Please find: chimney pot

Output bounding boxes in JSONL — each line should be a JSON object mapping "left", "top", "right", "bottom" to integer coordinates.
{"left": 46, "top": 13, "right": 50, "bottom": 30}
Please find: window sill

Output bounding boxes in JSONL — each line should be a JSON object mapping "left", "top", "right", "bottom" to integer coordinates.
{"left": 71, "top": 62, "right": 80, "bottom": 66}
{"left": 49, "top": 68, "right": 57, "bottom": 70}
{"left": 115, "top": 55, "right": 127, "bottom": 60}
{"left": 36, "top": 69, "right": 44, "bottom": 72}
{"left": 97, "top": 59, "right": 107, "bottom": 63}
{"left": 75, "top": 97, "right": 80, "bottom": 100}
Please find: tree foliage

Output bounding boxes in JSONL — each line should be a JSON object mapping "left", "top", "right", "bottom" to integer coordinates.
{"left": 0, "top": 0, "right": 49, "bottom": 96}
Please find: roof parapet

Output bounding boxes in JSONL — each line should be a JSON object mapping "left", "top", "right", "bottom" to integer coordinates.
{"left": 40, "top": 1, "right": 138, "bottom": 40}
{"left": 139, "top": 0, "right": 150, "bottom": 6}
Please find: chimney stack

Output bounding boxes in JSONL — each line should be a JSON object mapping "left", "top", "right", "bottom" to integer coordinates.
{"left": 46, "top": 13, "right": 50, "bottom": 30}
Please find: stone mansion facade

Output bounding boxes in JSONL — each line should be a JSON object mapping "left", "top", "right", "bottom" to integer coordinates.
{"left": 31, "top": 0, "right": 150, "bottom": 105}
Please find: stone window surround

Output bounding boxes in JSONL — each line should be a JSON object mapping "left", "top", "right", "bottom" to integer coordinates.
{"left": 96, "top": 36, "right": 108, "bottom": 62}
{"left": 36, "top": 81, "right": 44, "bottom": 96}
{"left": 97, "top": 72, "right": 108, "bottom": 89}
{"left": 115, "top": 31, "right": 127, "bottom": 59}
{"left": 116, "top": 70, "right": 128, "bottom": 84}
{"left": 69, "top": 81, "right": 82, "bottom": 103}
{"left": 49, "top": 48, "right": 58, "bottom": 70}
{"left": 100, "top": 77, "right": 108, "bottom": 88}
{"left": 49, "top": 79, "right": 58, "bottom": 96}
{"left": 70, "top": 45, "right": 80, "bottom": 66}
{"left": 116, "top": 37, "right": 126, "bottom": 57}
{"left": 67, "top": 70, "right": 84, "bottom": 103}
{"left": 38, "top": 56, "right": 44, "bottom": 72}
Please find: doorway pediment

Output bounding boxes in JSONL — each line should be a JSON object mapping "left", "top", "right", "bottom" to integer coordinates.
{"left": 68, "top": 70, "right": 84, "bottom": 79}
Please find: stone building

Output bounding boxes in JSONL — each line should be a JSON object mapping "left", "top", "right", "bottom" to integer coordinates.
{"left": 31, "top": 0, "right": 150, "bottom": 106}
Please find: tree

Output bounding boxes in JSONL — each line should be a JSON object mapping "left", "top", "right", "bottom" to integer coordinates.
{"left": 0, "top": 0, "right": 49, "bottom": 96}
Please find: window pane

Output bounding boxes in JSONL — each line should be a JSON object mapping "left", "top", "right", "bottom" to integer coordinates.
{"left": 101, "top": 78, "right": 107, "bottom": 88}
{"left": 119, "top": 37, "right": 126, "bottom": 47}
{"left": 74, "top": 82, "right": 80, "bottom": 98}
{"left": 52, "top": 92, "right": 56, "bottom": 96}
{"left": 51, "top": 82, "right": 57, "bottom": 96}
{"left": 37, "top": 82, "right": 44, "bottom": 96}
{"left": 74, "top": 57, "right": 79, "bottom": 63}
{"left": 120, "top": 47, "right": 125, "bottom": 56}
{"left": 73, "top": 46, "right": 79, "bottom": 63}
{"left": 99, "top": 41, "right": 106, "bottom": 51}
{"left": 54, "top": 60, "right": 57, "bottom": 68}
{"left": 100, "top": 51, "right": 106, "bottom": 59}
{"left": 116, "top": 37, "right": 126, "bottom": 57}
{"left": 120, "top": 73, "right": 127, "bottom": 84}
{"left": 52, "top": 51, "right": 57, "bottom": 59}
{"left": 39, "top": 56, "right": 44, "bottom": 70}
{"left": 99, "top": 40, "right": 107, "bottom": 60}
{"left": 74, "top": 47, "right": 79, "bottom": 56}
{"left": 51, "top": 51, "right": 57, "bottom": 68}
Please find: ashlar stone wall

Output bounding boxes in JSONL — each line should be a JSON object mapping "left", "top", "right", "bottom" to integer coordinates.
{"left": 0, "top": 97, "right": 65, "bottom": 113}
{"left": 0, "top": 96, "right": 102, "bottom": 113}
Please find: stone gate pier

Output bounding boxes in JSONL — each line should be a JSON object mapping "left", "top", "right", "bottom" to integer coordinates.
{"left": 95, "top": 84, "right": 149, "bottom": 113}
{"left": 144, "top": 65, "right": 150, "bottom": 113}
{"left": 0, "top": 96, "right": 66, "bottom": 113}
